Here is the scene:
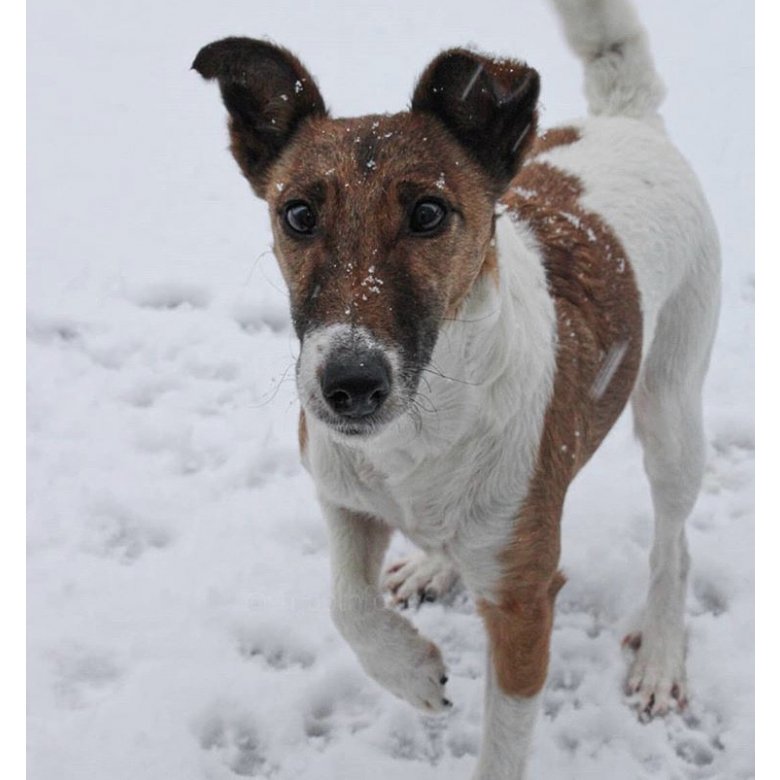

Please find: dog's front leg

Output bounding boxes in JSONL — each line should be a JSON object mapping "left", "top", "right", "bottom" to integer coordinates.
{"left": 324, "top": 502, "right": 451, "bottom": 712}
{"left": 472, "top": 662, "right": 541, "bottom": 780}
{"left": 471, "top": 576, "right": 564, "bottom": 779}
{"left": 463, "top": 516, "right": 565, "bottom": 780}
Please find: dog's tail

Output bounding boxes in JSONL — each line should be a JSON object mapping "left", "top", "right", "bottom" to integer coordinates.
{"left": 549, "top": 0, "right": 665, "bottom": 122}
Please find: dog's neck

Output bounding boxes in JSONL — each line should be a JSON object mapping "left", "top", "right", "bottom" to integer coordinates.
{"left": 314, "top": 212, "right": 557, "bottom": 476}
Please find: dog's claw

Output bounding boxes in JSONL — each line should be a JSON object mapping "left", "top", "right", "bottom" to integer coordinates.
{"left": 622, "top": 632, "right": 642, "bottom": 651}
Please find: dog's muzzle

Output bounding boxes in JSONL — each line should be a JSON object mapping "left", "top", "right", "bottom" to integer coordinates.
{"left": 297, "top": 323, "right": 406, "bottom": 435}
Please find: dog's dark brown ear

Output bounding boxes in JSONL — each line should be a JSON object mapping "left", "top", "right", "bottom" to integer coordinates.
{"left": 193, "top": 37, "right": 327, "bottom": 196}
{"left": 412, "top": 49, "right": 539, "bottom": 195}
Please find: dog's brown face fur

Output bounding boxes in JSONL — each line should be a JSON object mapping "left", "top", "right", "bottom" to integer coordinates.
{"left": 267, "top": 112, "right": 497, "bottom": 352}
{"left": 194, "top": 38, "right": 539, "bottom": 435}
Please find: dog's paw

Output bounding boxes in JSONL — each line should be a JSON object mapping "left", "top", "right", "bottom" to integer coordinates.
{"left": 383, "top": 552, "right": 458, "bottom": 608}
{"left": 358, "top": 616, "right": 451, "bottom": 712}
{"left": 622, "top": 631, "right": 688, "bottom": 720}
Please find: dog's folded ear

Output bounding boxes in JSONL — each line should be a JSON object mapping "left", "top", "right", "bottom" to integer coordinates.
{"left": 193, "top": 38, "right": 327, "bottom": 196}
{"left": 412, "top": 49, "right": 540, "bottom": 195}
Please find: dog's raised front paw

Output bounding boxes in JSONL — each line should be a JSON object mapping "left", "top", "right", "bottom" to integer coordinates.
{"left": 357, "top": 615, "right": 451, "bottom": 712}
{"left": 383, "top": 552, "right": 458, "bottom": 608}
{"left": 622, "top": 631, "right": 688, "bottom": 720}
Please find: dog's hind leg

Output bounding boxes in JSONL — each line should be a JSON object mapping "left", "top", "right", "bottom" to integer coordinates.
{"left": 382, "top": 551, "right": 459, "bottom": 607}
{"left": 625, "top": 264, "right": 719, "bottom": 718}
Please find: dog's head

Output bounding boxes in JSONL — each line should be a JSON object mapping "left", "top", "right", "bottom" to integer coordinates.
{"left": 193, "top": 39, "right": 539, "bottom": 437}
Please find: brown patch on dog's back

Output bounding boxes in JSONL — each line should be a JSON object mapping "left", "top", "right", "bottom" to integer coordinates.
{"left": 505, "top": 157, "right": 642, "bottom": 474}
{"left": 480, "top": 154, "right": 643, "bottom": 697}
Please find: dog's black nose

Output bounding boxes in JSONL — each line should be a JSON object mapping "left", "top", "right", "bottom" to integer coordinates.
{"left": 321, "top": 352, "right": 391, "bottom": 419}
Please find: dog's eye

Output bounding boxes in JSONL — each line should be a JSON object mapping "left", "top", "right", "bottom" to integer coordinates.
{"left": 284, "top": 201, "right": 317, "bottom": 235}
{"left": 409, "top": 200, "right": 447, "bottom": 234}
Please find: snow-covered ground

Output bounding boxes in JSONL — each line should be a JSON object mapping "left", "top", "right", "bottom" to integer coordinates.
{"left": 27, "top": 1, "right": 754, "bottom": 778}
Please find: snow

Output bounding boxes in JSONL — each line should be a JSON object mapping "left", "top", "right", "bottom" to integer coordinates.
{"left": 27, "top": 1, "right": 753, "bottom": 778}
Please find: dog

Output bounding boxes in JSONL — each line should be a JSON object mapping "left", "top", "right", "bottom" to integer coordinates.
{"left": 193, "top": 0, "right": 720, "bottom": 775}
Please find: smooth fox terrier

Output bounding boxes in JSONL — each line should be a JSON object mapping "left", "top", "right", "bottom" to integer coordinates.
{"left": 194, "top": 0, "right": 720, "bottom": 775}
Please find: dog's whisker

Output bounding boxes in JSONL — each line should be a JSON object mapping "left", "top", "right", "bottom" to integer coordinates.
{"left": 418, "top": 373, "right": 433, "bottom": 395}
{"left": 405, "top": 398, "right": 427, "bottom": 435}
{"left": 413, "top": 392, "right": 438, "bottom": 416}
{"left": 249, "top": 247, "right": 283, "bottom": 292}
{"left": 247, "top": 360, "right": 297, "bottom": 408}
{"left": 421, "top": 364, "right": 484, "bottom": 387}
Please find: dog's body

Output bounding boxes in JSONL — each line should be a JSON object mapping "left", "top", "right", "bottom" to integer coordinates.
{"left": 195, "top": 1, "right": 720, "bottom": 776}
